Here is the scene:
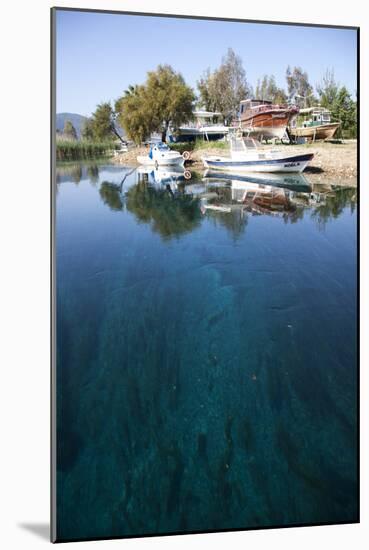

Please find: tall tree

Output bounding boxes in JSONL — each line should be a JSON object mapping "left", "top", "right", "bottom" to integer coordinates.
{"left": 146, "top": 65, "right": 195, "bottom": 142}
{"left": 63, "top": 120, "right": 77, "bottom": 140}
{"left": 81, "top": 118, "right": 94, "bottom": 140}
{"left": 197, "top": 48, "right": 251, "bottom": 119}
{"left": 197, "top": 68, "right": 215, "bottom": 111}
{"left": 116, "top": 65, "right": 195, "bottom": 143}
{"left": 330, "top": 86, "right": 357, "bottom": 137}
{"left": 115, "top": 85, "right": 152, "bottom": 144}
{"left": 255, "top": 75, "right": 287, "bottom": 104}
{"left": 286, "top": 66, "right": 315, "bottom": 106}
{"left": 90, "top": 102, "right": 124, "bottom": 142}
{"left": 316, "top": 68, "right": 339, "bottom": 108}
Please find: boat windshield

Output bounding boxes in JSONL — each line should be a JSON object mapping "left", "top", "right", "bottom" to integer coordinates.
{"left": 156, "top": 143, "right": 169, "bottom": 150}
{"left": 230, "top": 137, "right": 260, "bottom": 152}
{"left": 230, "top": 137, "right": 245, "bottom": 152}
{"left": 243, "top": 138, "right": 259, "bottom": 149}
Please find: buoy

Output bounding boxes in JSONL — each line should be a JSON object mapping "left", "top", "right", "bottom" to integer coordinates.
{"left": 182, "top": 150, "right": 191, "bottom": 161}
{"left": 184, "top": 170, "right": 192, "bottom": 180}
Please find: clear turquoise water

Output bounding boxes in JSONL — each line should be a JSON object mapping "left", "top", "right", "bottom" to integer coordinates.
{"left": 55, "top": 163, "right": 358, "bottom": 541}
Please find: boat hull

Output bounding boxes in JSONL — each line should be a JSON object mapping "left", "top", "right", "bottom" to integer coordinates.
{"left": 240, "top": 109, "right": 297, "bottom": 140}
{"left": 137, "top": 155, "right": 184, "bottom": 167}
{"left": 290, "top": 123, "right": 340, "bottom": 141}
{"left": 168, "top": 126, "right": 228, "bottom": 143}
{"left": 202, "top": 153, "right": 314, "bottom": 173}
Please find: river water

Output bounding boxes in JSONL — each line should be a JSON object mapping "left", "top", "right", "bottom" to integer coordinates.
{"left": 55, "top": 162, "right": 358, "bottom": 541}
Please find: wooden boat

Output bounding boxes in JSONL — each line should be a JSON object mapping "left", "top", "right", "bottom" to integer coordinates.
{"left": 289, "top": 107, "right": 340, "bottom": 141}
{"left": 239, "top": 99, "right": 299, "bottom": 140}
{"left": 202, "top": 136, "right": 313, "bottom": 173}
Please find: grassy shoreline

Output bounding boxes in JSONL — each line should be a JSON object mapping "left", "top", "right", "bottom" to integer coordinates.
{"left": 56, "top": 140, "right": 117, "bottom": 161}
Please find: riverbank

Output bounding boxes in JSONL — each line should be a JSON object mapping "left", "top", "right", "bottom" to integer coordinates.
{"left": 112, "top": 140, "right": 357, "bottom": 182}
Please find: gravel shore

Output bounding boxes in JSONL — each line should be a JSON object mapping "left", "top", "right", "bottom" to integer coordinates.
{"left": 112, "top": 140, "right": 357, "bottom": 184}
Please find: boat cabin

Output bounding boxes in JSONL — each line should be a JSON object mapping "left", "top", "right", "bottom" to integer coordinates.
{"left": 189, "top": 110, "right": 224, "bottom": 127}
{"left": 148, "top": 142, "right": 170, "bottom": 158}
{"left": 239, "top": 99, "right": 272, "bottom": 115}
{"left": 294, "top": 107, "right": 332, "bottom": 128}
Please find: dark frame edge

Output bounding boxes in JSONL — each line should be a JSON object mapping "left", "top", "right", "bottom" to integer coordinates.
{"left": 52, "top": 5, "right": 359, "bottom": 31}
{"left": 51, "top": 6, "right": 57, "bottom": 544}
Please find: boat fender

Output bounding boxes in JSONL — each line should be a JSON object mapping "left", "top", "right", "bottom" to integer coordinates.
{"left": 182, "top": 151, "right": 191, "bottom": 161}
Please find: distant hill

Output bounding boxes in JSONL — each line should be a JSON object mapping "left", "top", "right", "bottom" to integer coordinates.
{"left": 56, "top": 112, "right": 125, "bottom": 140}
{"left": 56, "top": 113, "right": 88, "bottom": 138}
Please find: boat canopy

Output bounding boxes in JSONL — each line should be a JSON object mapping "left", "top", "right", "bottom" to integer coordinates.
{"left": 230, "top": 136, "right": 260, "bottom": 152}
{"left": 193, "top": 110, "right": 223, "bottom": 118}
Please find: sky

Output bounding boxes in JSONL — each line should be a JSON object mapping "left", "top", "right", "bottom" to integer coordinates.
{"left": 55, "top": 9, "right": 357, "bottom": 116}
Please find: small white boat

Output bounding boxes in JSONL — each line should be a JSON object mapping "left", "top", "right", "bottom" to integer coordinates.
{"left": 202, "top": 136, "right": 314, "bottom": 173}
{"left": 137, "top": 143, "right": 184, "bottom": 167}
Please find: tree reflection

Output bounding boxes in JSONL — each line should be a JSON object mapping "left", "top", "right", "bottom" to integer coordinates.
{"left": 55, "top": 163, "right": 101, "bottom": 186}
{"left": 205, "top": 208, "right": 248, "bottom": 240}
{"left": 86, "top": 165, "right": 99, "bottom": 185}
{"left": 99, "top": 182, "right": 125, "bottom": 211}
{"left": 310, "top": 186, "right": 357, "bottom": 229}
{"left": 125, "top": 181, "right": 202, "bottom": 240}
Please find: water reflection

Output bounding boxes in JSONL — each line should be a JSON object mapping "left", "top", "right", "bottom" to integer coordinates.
{"left": 56, "top": 163, "right": 357, "bottom": 239}
{"left": 125, "top": 181, "right": 202, "bottom": 240}
{"left": 55, "top": 161, "right": 358, "bottom": 538}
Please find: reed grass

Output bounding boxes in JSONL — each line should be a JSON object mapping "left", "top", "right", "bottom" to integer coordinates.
{"left": 56, "top": 140, "right": 118, "bottom": 161}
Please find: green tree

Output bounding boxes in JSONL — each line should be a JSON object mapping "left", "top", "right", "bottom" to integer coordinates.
{"left": 197, "top": 68, "right": 214, "bottom": 111}
{"left": 90, "top": 102, "right": 124, "bottom": 142}
{"left": 63, "top": 120, "right": 77, "bottom": 140}
{"left": 255, "top": 75, "right": 287, "bottom": 104}
{"left": 146, "top": 65, "right": 195, "bottom": 142}
{"left": 331, "top": 87, "right": 357, "bottom": 137}
{"left": 116, "top": 65, "right": 195, "bottom": 143}
{"left": 197, "top": 49, "right": 251, "bottom": 119}
{"left": 81, "top": 118, "right": 94, "bottom": 140}
{"left": 286, "top": 66, "right": 315, "bottom": 106}
{"left": 115, "top": 85, "right": 154, "bottom": 144}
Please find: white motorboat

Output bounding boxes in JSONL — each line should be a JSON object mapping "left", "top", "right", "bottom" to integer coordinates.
{"left": 202, "top": 136, "right": 314, "bottom": 173}
{"left": 137, "top": 143, "right": 185, "bottom": 167}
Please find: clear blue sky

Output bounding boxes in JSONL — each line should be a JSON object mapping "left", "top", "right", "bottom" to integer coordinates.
{"left": 56, "top": 9, "right": 357, "bottom": 116}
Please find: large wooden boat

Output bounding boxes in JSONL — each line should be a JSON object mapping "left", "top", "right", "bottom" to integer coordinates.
{"left": 239, "top": 99, "right": 299, "bottom": 140}
{"left": 289, "top": 107, "right": 341, "bottom": 141}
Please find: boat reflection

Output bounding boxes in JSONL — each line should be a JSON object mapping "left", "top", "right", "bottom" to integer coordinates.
{"left": 137, "top": 166, "right": 192, "bottom": 188}
{"left": 197, "top": 170, "right": 356, "bottom": 224}
{"left": 58, "top": 162, "right": 356, "bottom": 239}
{"left": 203, "top": 170, "right": 312, "bottom": 192}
